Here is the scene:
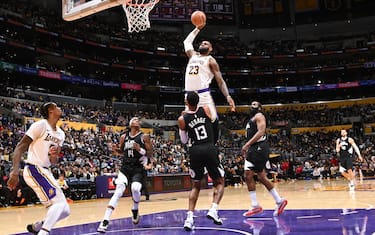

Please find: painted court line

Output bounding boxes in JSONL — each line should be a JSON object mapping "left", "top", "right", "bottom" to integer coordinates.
{"left": 80, "top": 226, "right": 253, "bottom": 235}
{"left": 296, "top": 215, "right": 322, "bottom": 219}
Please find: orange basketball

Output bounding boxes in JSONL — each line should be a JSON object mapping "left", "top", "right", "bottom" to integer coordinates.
{"left": 191, "top": 10, "right": 206, "bottom": 27}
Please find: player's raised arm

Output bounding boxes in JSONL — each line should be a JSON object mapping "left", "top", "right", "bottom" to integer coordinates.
{"left": 183, "top": 27, "right": 202, "bottom": 58}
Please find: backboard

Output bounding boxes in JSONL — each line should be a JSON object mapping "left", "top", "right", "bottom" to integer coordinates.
{"left": 62, "top": 0, "right": 123, "bottom": 21}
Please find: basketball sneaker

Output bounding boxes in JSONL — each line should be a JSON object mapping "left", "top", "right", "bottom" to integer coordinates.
{"left": 183, "top": 217, "right": 194, "bottom": 231}
{"left": 97, "top": 220, "right": 109, "bottom": 233}
{"left": 26, "top": 221, "right": 43, "bottom": 235}
{"left": 273, "top": 199, "right": 288, "bottom": 217}
{"left": 132, "top": 209, "right": 140, "bottom": 225}
{"left": 207, "top": 209, "right": 223, "bottom": 225}
{"left": 242, "top": 206, "right": 263, "bottom": 217}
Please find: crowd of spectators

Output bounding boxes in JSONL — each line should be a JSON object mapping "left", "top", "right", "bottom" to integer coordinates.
{"left": 2, "top": 1, "right": 375, "bottom": 56}
{"left": 2, "top": 86, "right": 375, "bottom": 131}
{"left": 1, "top": 1, "right": 375, "bottom": 91}
{"left": 2, "top": 14, "right": 374, "bottom": 85}
{"left": 1, "top": 92, "right": 375, "bottom": 206}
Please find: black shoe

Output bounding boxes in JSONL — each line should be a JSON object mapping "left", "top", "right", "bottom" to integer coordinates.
{"left": 27, "top": 221, "right": 43, "bottom": 235}
{"left": 27, "top": 224, "right": 37, "bottom": 235}
{"left": 26, "top": 224, "right": 38, "bottom": 235}
{"left": 97, "top": 219, "right": 109, "bottom": 233}
{"left": 132, "top": 209, "right": 140, "bottom": 224}
{"left": 145, "top": 195, "right": 150, "bottom": 200}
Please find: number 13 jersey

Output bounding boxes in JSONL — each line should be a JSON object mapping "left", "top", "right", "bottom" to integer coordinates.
{"left": 183, "top": 107, "right": 214, "bottom": 147}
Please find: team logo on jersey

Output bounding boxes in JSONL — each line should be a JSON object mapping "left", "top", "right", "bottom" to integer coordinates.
{"left": 48, "top": 188, "right": 56, "bottom": 197}
{"left": 189, "top": 169, "right": 196, "bottom": 178}
{"left": 44, "top": 133, "right": 60, "bottom": 144}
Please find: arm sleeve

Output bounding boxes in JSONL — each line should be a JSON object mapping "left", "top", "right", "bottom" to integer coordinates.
{"left": 179, "top": 129, "right": 188, "bottom": 144}
{"left": 183, "top": 28, "right": 200, "bottom": 52}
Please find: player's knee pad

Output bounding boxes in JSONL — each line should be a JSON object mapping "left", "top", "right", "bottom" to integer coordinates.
{"left": 114, "top": 171, "right": 129, "bottom": 186}
{"left": 131, "top": 182, "right": 142, "bottom": 194}
{"left": 131, "top": 182, "right": 142, "bottom": 203}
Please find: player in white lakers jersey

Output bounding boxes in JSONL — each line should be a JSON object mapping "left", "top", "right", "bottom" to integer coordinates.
{"left": 8, "top": 102, "right": 70, "bottom": 235}
{"left": 183, "top": 24, "right": 235, "bottom": 142}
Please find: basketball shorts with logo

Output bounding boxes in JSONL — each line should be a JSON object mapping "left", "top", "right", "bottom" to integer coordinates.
{"left": 339, "top": 153, "right": 354, "bottom": 172}
{"left": 189, "top": 144, "right": 223, "bottom": 181}
{"left": 245, "top": 141, "right": 270, "bottom": 173}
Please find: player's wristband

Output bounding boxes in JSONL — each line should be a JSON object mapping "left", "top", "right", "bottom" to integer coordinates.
{"left": 138, "top": 148, "right": 146, "bottom": 155}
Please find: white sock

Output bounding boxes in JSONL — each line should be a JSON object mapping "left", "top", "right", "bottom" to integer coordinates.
{"left": 103, "top": 207, "right": 114, "bottom": 221}
{"left": 249, "top": 191, "right": 259, "bottom": 207}
{"left": 269, "top": 188, "right": 282, "bottom": 204}
{"left": 187, "top": 211, "right": 194, "bottom": 220}
{"left": 211, "top": 203, "right": 218, "bottom": 211}
{"left": 132, "top": 202, "right": 139, "bottom": 210}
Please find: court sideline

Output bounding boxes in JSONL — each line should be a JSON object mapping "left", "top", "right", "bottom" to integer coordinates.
{"left": 1, "top": 178, "right": 375, "bottom": 234}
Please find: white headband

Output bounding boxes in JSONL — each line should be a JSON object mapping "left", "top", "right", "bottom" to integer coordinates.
{"left": 129, "top": 117, "right": 139, "bottom": 127}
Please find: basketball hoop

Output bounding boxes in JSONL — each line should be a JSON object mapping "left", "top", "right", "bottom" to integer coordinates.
{"left": 122, "top": 0, "right": 159, "bottom": 33}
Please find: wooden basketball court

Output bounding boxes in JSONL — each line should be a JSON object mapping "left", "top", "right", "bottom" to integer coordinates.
{"left": 2, "top": 178, "right": 375, "bottom": 234}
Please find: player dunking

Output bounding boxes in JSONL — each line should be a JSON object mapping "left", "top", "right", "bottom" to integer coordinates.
{"left": 336, "top": 129, "right": 363, "bottom": 191}
{"left": 178, "top": 91, "right": 225, "bottom": 231}
{"left": 97, "top": 117, "right": 153, "bottom": 233}
{"left": 7, "top": 102, "right": 70, "bottom": 235}
{"left": 183, "top": 24, "right": 235, "bottom": 143}
{"left": 241, "top": 101, "right": 287, "bottom": 217}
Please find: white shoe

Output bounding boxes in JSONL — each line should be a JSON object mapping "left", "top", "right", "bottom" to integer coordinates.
{"left": 207, "top": 209, "right": 223, "bottom": 225}
{"left": 97, "top": 220, "right": 109, "bottom": 233}
{"left": 184, "top": 218, "right": 194, "bottom": 231}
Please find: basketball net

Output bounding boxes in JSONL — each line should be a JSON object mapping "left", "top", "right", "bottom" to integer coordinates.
{"left": 122, "top": 0, "right": 159, "bottom": 33}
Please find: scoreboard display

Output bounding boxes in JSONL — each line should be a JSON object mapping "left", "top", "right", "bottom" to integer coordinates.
{"left": 150, "top": 0, "right": 234, "bottom": 23}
